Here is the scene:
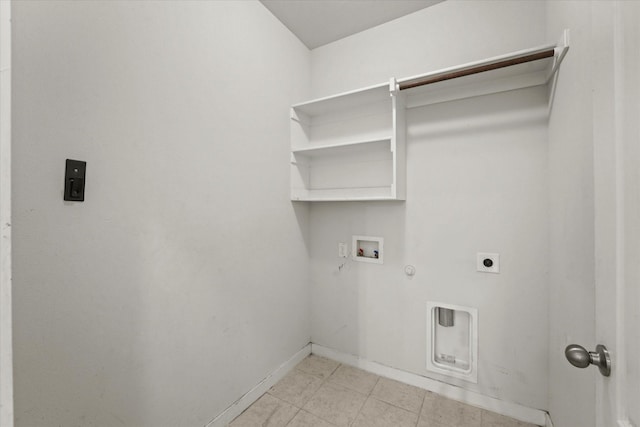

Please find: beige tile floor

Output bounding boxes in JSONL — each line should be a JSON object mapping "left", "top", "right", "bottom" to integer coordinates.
{"left": 229, "top": 355, "right": 540, "bottom": 427}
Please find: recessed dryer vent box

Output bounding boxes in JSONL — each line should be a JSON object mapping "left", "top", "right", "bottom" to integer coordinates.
{"left": 426, "top": 302, "right": 478, "bottom": 383}
{"left": 352, "top": 235, "right": 383, "bottom": 264}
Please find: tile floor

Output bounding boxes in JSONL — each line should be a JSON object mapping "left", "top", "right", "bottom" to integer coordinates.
{"left": 229, "top": 355, "right": 539, "bottom": 427}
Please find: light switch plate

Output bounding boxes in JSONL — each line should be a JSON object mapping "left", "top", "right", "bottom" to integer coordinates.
{"left": 477, "top": 252, "right": 499, "bottom": 273}
{"left": 64, "top": 159, "right": 86, "bottom": 202}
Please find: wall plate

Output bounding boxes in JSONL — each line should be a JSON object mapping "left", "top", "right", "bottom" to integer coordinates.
{"left": 64, "top": 159, "right": 86, "bottom": 202}
{"left": 338, "top": 242, "right": 348, "bottom": 258}
{"left": 477, "top": 252, "right": 499, "bottom": 273}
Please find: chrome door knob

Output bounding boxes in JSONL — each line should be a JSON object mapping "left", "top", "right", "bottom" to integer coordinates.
{"left": 565, "top": 344, "right": 611, "bottom": 377}
{"left": 565, "top": 344, "right": 591, "bottom": 368}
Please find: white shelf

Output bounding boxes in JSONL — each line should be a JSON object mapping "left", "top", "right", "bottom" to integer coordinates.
{"left": 291, "top": 94, "right": 393, "bottom": 147}
{"left": 291, "top": 140, "right": 396, "bottom": 200}
{"left": 292, "top": 82, "right": 390, "bottom": 117}
{"left": 289, "top": 31, "right": 569, "bottom": 202}
{"left": 290, "top": 78, "right": 405, "bottom": 202}
{"left": 291, "top": 137, "right": 391, "bottom": 158}
{"left": 400, "top": 43, "right": 564, "bottom": 108}
{"left": 291, "top": 187, "right": 396, "bottom": 202}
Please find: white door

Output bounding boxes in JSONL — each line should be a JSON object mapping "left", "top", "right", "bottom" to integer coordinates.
{"left": 591, "top": 1, "right": 639, "bottom": 426}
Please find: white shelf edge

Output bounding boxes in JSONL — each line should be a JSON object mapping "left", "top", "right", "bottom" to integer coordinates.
{"left": 291, "top": 137, "right": 392, "bottom": 155}
{"left": 292, "top": 196, "right": 401, "bottom": 202}
{"left": 292, "top": 81, "right": 389, "bottom": 110}
{"left": 291, "top": 186, "right": 405, "bottom": 202}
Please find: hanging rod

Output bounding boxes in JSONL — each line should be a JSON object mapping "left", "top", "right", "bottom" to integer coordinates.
{"left": 399, "top": 47, "right": 556, "bottom": 91}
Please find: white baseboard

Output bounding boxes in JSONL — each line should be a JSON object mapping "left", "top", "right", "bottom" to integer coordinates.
{"left": 206, "top": 343, "right": 311, "bottom": 427}
{"left": 311, "top": 343, "right": 547, "bottom": 426}
{"left": 545, "top": 415, "right": 634, "bottom": 427}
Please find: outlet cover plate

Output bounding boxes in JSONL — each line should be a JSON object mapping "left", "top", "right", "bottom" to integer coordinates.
{"left": 477, "top": 252, "right": 499, "bottom": 273}
{"left": 338, "top": 242, "right": 348, "bottom": 258}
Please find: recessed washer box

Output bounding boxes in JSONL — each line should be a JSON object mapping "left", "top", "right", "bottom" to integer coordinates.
{"left": 352, "top": 235, "right": 383, "bottom": 264}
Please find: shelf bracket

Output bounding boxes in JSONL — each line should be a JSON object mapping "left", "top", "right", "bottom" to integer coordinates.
{"left": 290, "top": 108, "right": 310, "bottom": 125}
{"left": 547, "top": 29, "right": 570, "bottom": 83}
{"left": 389, "top": 77, "right": 399, "bottom": 96}
{"left": 547, "top": 29, "right": 571, "bottom": 114}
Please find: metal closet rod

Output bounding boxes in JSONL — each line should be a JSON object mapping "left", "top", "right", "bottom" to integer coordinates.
{"left": 398, "top": 48, "right": 555, "bottom": 91}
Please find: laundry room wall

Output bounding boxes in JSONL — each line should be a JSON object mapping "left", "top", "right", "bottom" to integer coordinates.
{"left": 307, "top": 0, "right": 550, "bottom": 410}
{"left": 11, "top": 2, "right": 310, "bottom": 426}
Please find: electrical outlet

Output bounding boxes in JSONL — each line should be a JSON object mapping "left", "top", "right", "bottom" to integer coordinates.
{"left": 338, "top": 242, "right": 348, "bottom": 258}
{"left": 477, "top": 252, "right": 499, "bottom": 273}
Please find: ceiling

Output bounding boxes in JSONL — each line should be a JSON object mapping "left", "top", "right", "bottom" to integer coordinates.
{"left": 260, "top": 0, "right": 444, "bottom": 50}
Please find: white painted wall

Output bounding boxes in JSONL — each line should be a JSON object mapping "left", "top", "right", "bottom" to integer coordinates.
{"left": 308, "top": 0, "right": 550, "bottom": 411}
{"left": 11, "top": 2, "right": 310, "bottom": 426}
{"left": 545, "top": 3, "right": 597, "bottom": 426}
{"left": 0, "top": 1, "right": 14, "bottom": 426}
